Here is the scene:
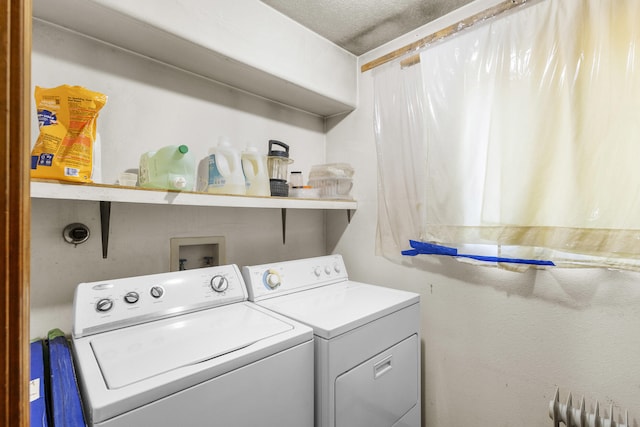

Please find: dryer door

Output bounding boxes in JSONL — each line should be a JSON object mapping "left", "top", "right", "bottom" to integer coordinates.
{"left": 334, "top": 334, "right": 419, "bottom": 427}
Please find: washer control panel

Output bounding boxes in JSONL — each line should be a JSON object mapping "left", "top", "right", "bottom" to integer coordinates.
{"left": 73, "top": 264, "right": 247, "bottom": 338}
{"left": 242, "top": 255, "right": 348, "bottom": 301}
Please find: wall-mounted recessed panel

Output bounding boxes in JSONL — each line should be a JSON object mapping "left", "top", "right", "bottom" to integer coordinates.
{"left": 170, "top": 236, "right": 226, "bottom": 272}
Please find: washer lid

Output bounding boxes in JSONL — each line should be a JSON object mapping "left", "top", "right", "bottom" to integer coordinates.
{"left": 258, "top": 281, "right": 419, "bottom": 339}
{"left": 90, "top": 303, "right": 292, "bottom": 389}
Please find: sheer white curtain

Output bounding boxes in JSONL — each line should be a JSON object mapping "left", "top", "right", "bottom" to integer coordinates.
{"left": 374, "top": 0, "right": 640, "bottom": 270}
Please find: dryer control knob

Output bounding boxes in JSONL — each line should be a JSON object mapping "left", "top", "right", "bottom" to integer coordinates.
{"left": 324, "top": 265, "right": 332, "bottom": 275}
{"left": 333, "top": 263, "right": 341, "bottom": 274}
{"left": 266, "top": 272, "right": 281, "bottom": 289}
{"left": 210, "top": 275, "right": 229, "bottom": 293}
{"left": 96, "top": 298, "right": 114, "bottom": 313}
{"left": 150, "top": 286, "right": 164, "bottom": 299}
{"left": 124, "top": 291, "right": 139, "bottom": 304}
{"left": 314, "top": 267, "right": 322, "bottom": 277}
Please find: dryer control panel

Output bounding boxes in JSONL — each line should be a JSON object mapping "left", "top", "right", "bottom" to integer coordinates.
{"left": 242, "top": 254, "right": 348, "bottom": 301}
{"left": 73, "top": 264, "right": 247, "bottom": 338}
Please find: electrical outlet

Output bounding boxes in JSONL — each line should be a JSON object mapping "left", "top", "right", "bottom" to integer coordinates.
{"left": 170, "top": 236, "right": 226, "bottom": 271}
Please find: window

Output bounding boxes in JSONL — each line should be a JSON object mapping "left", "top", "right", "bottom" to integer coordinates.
{"left": 373, "top": 0, "right": 640, "bottom": 271}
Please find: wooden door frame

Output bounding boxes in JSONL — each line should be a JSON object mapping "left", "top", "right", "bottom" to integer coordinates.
{"left": 1, "top": 0, "right": 31, "bottom": 426}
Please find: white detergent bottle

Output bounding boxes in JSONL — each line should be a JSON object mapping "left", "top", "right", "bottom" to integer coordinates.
{"left": 241, "top": 146, "right": 270, "bottom": 196}
{"left": 196, "top": 156, "right": 209, "bottom": 192}
{"left": 207, "top": 138, "right": 246, "bottom": 195}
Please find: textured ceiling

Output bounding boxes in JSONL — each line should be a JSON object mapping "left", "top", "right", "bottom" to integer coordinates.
{"left": 261, "top": 0, "right": 475, "bottom": 56}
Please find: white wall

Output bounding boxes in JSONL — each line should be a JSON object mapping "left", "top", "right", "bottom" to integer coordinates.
{"left": 30, "top": 20, "right": 329, "bottom": 338}
{"left": 327, "top": 1, "right": 640, "bottom": 425}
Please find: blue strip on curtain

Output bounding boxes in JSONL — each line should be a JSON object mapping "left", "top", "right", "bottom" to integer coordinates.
{"left": 402, "top": 240, "right": 555, "bottom": 266}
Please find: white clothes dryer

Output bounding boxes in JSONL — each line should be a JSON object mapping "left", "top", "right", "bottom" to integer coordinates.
{"left": 242, "top": 255, "right": 421, "bottom": 427}
{"left": 72, "top": 264, "right": 314, "bottom": 427}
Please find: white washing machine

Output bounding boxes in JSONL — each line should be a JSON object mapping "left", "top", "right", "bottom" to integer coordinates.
{"left": 72, "top": 264, "right": 314, "bottom": 427}
{"left": 242, "top": 255, "right": 421, "bottom": 427}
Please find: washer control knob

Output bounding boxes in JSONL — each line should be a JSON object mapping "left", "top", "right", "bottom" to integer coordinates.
{"left": 124, "top": 291, "right": 139, "bottom": 304}
{"left": 210, "top": 275, "right": 229, "bottom": 293}
{"left": 266, "top": 272, "right": 281, "bottom": 289}
{"left": 324, "top": 265, "right": 332, "bottom": 275}
{"left": 96, "top": 298, "right": 114, "bottom": 313}
{"left": 314, "top": 267, "right": 322, "bottom": 277}
{"left": 150, "top": 286, "right": 164, "bottom": 299}
{"left": 334, "top": 263, "right": 341, "bottom": 274}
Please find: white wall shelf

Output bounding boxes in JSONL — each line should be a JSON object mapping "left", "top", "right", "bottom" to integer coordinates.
{"left": 32, "top": 0, "right": 357, "bottom": 117}
{"left": 31, "top": 180, "right": 357, "bottom": 257}
{"left": 30, "top": 181, "right": 357, "bottom": 210}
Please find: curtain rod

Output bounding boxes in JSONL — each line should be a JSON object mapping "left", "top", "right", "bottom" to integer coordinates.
{"left": 360, "top": 0, "right": 529, "bottom": 73}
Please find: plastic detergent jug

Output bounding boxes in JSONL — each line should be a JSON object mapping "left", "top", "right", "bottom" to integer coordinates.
{"left": 241, "top": 147, "right": 270, "bottom": 197}
{"left": 206, "top": 139, "right": 246, "bottom": 195}
{"left": 138, "top": 144, "right": 195, "bottom": 191}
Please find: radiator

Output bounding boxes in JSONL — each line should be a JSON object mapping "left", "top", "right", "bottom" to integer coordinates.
{"left": 549, "top": 388, "right": 630, "bottom": 427}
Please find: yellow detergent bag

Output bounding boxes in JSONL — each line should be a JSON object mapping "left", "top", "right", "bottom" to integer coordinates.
{"left": 31, "top": 85, "right": 107, "bottom": 183}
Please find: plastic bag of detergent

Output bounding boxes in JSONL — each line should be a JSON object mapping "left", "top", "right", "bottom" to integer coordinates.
{"left": 31, "top": 85, "right": 107, "bottom": 183}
